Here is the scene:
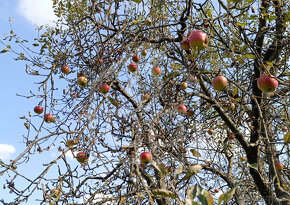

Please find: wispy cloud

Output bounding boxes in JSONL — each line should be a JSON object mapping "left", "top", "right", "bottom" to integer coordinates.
{"left": 17, "top": 0, "right": 58, "bottom": 26}
{"left": 0, "top": 144, "right": 16, "bottom": 160}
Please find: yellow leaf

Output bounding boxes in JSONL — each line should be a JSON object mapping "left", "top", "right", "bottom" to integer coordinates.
{"left": 284, "top": 132, "right": 290, "bottom": 144}
{"left": 190, "top": 149, "right": 201, "bottom": 157}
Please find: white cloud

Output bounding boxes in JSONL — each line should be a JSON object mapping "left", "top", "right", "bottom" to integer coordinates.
{"left": 17, "top": 0, "right": 58, "bottom": 26}
{"left": 0, "top": 144, "right": 16, "bottom": 160}
{"left": 51, "top": 150, "right": 75, "bottom": 161}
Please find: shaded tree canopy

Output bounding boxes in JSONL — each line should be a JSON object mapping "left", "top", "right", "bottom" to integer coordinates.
{"left": 1, "top": 0, "right": 289, "bottom": 204}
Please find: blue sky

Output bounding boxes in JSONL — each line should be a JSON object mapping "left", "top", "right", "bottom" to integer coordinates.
{"left": 0, "top": 0, "right": 76, "bottom": 203}
{"left": 0, "top": 0, "right": 57, "bottom": 160}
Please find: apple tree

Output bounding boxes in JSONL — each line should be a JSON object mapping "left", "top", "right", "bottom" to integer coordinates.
{"left": 1, "top": 0, "right": 289, "bottom": 204}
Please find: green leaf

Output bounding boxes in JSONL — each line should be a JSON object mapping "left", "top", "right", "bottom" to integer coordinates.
{"left": 197, "top": 194, "right": 208, "bottom": 205}
{"left": 190, "top": 149, "right": 201, "bottom": 157}
{"left": 266, "top": 62, "right": 274, "bottom": 68}
{"left": 232, "top": 87, "right": 238, "bottom": 97}
{"left": 170, "top": 63, "right": 182, "bottom": 70}
{"left": 248, "top": 163, "right": 258, "bottom": 170}
{"left": 203, "top": 190, "right": 214, "bottom": 205}
{"left": 284, "top": 132, "right": 290, "bottom": 144}
{"left": 152, "top": 189, "right": 175, "bottom": 198}
{"left": 217, "top": 183, "right": 239, "bottom": 205}
{"left": 132, "top": 0, "right": 141, "bottom": 3}
{"left": 192, "top": 185, "right": 203, "bottom": 200}
{"left": 183, "top": 165, "right": 203, "bottom": 180}
{"left": 107, "top": 97, "right": 118, "bottom": 107}
{"left": 242, "top": 54, "right": 255, "bottom": 59}
{"left": 236, "top": 22, "right": 247, "bottom": 26}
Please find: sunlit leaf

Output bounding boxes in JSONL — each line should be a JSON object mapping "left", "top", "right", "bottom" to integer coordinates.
{"left": 284, "top": 132, "right": 290, "bottom": 144}
{"left": 107, "top": 97, "right": 118, "bottom": 107}
{"left": 248, "top": 163, "right": 258, "bottom": 170}
{"left": 217, "top": 182, "right": 239, "bottom": 205}
{"left": 242, "top": 54, "right": 255, "bottom": 59}
{"left": 0, "top": 48, "right": 9, "bottom": 53}
{"left": 152, "top": 189, "right": 175, "bottom": 198}
{"left": 190, "top": 149, "right": 201, "bottom": 157}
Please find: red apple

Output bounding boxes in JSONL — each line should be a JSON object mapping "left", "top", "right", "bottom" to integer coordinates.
{"left": 282, "top": 127, "right": 288, "bottom": 132}
{"left": 61, "top": 65, "right": 70, "bottom": 74}
{"left": 44, "top": 113, "right": 55, "bottom": 123}
{"left": 132, "top": 54, "right": 140, "bottom": 63}
{"left": 180, "top": 82, "right": 188, "bottom": 90}
{"left": 180, "top": 38, "right": 190, "bottom": 50}
{"left": 275, "top": 162, "right": 284, "bottom": 171}
{"left": 229, "top": 134, "right": 235, "bottom": 140}
{"left": 97, "top": 58, "right": 104, "bottom": 65}
{"left": 188, "top": 30, "right": 209, "bottom": 50}
{"left": 186, "top": 110, "right": 194, "bottom": 117}
{"left": 208, "top": 129, "right": 214, "bottom": 135}
{"left": 212, "top": 76, "right": 228, "bottom": 91}
{"left": 77, "top": 75, "right": 88, "bottom": 87}
{"left": 152, "top": 66, "right": 161, "bottom": 76}
{"left": 214, "top": 189, "right": 219, "bottom": 193}
{"left": 99, "top": 83, "right": 110, "bottom": 94}
{"left": 128, "top": 62, "right": 138, "bottom": 72}
{"left": 144, "top": 19, "right": 152, "bottom": 26}
{"left": 257, "top": 74, "right": 278, "bottom": 93}
{"left": 140, "top": 152, "right": 153, "bottom": 164}
{"left": 177, "top": 104, "right": 187, "bottom": 114}
{"left": 34, "top": 105, "right": 43, "bottom": 114}
{"left": 76, "top": 152, "right": 89, "bottom": 163}
{"left": 141, "top": 50, "right": 148, "bottom": 56}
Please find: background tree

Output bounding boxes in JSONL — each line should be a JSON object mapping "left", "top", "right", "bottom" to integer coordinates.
{"left": 1, "top": 0, "right": 289, "bottom": 204}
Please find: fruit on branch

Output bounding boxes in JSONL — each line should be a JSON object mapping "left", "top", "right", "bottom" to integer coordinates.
{"left": 76, "top": 152, "right": 89, "bottom": 163}
{"left": 61, "top": 65, "right": 70, "bottom": 74}
{"left": 34, "top": 105, "right": 43, "bottom": 114}
{"left": 144, "top": 19, "right": 152, "bottom": 26}
{"left": 180, "top": 38, "right": 190, "bottom": 50}
{"left": 186, "top": 110, "right": 194, "bottom": 117}
{"left": 44, "top": 113, "right": 55, "bottom": 123}
{"left": 132, "top": 54, "right": 140, "bottom": 63}
{"left": 212, "top": 76, "right": 228, "bottom": 91}
{"left": 229, "top": 134, "right": 235, "bottom": 140}
{"left": 99, "top": 83, "right": 110, "bottom": 94}
{"left": 77, "top": 75, "right": 88, "bottom": 87}
{"left": 274, "top": 162, "right": 284, "bottom": 171}
{"left": 177, "top": 104, "right": 187, "bottom": 114}
{"left": 140, "top": 152, "right": 153, "bottom": 164}
{"left": 142, "top": 94, "right": 151, "bottom": 103}
{"left": 97, "top": 58, "right": 104, "bottom": 65}
{"left": 214, "top": 189, "right": 219, "bottom": 193}
{"left": 188, "top": 30, "right": 209, "bottom": 50}
{"left": 141, "top": 50, "right": 148, "bottom": 56}
{"left": 151, "top": 66, "right": 161, "bottom": 76}
{"left": 282, "top": 127, "right": 288, "bottom": 132}
{"left": 207, "top": 129, "right": 214, "bottom": 135}
{"left": 180, "top": 82, "right": 188, "bottom": 90}
{"left": 128, "top": 62, "right": 138, "bottom": 72}
{"left": 257, "top": 74, "right": 278, "bottom": 93}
